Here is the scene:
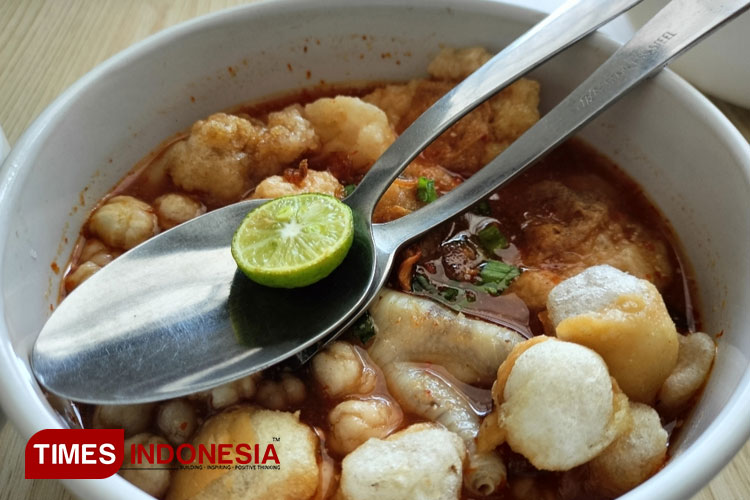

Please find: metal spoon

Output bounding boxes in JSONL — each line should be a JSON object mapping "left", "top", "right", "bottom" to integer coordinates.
{"left": 32, "top": 0, "right": 749, "bottom": 404}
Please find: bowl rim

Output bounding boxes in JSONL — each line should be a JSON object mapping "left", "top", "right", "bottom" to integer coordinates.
{"left": 1, "top": 1, "right": 750, "bottom": 499}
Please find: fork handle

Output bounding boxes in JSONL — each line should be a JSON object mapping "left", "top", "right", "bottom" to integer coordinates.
{"left": 381, "top": 0, "right": 750, "bottom": 251}
{"left": 345, "top": 0, "right": 644, "bottom": 217}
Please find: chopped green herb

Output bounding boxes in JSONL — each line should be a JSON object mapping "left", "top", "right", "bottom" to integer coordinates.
{"left": 412, "top": 273, "right": 436, "bottom": 293}
{"left": 417, "top": 177, "right": 438, "bottom": 203}
{"left": 352, "top": 312, "right": 376, "bottom": 344}
{"left": 477, "top": 224, "right": 509, "bottom": 251}
{"left": 478, "top": 260, "right": 521, "bottom": 295}
{"left": 440, "top": 287, "right": 459, "bottom": 301}
{"left": 472, "top": 200, "right": 491, "bottom": 216}
{"left": 344, "top": 184, "right": 356, "bottom": 197}
{"left": 480, "top": 260, "right": 518, "bottom": 282}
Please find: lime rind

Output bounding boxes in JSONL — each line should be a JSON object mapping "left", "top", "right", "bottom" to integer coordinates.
{"left": 231, "top": 194, "right": 354, "bottom": 288}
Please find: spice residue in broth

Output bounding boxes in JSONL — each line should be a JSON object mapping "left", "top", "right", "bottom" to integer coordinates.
{"left": 394, "top": 139, "right": 699, "bottom": 340}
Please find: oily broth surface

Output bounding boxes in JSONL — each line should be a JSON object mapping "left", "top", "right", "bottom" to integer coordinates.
{"left": 398, "top": 139, "right": 698, "bottom": 338}
{"left": 58, "top": 85, "right": 700, "bottom": 500}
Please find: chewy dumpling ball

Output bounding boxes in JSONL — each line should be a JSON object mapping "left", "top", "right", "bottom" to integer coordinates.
{"left": 587, "top": 402, "right": 668, "bottom": 496}
{"left": 657, "top": 331, "right": 715, "bottom": 416}
{"left": 478, "top": 337, "right": 630, "bottom": 471}
{"left": 547, "top": 265, "right": 679, "bottom": 403}
{"left": 337, "top": 423, "right": 466, "bottom": 500}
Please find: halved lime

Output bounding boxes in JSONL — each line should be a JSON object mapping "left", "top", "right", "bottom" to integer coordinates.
{"left": 231, "top": 194, "right": 354, "bottom": 288}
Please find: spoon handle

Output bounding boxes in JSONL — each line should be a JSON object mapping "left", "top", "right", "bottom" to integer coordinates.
{"left": 346, "top": 0, "right": 644, "bottom": 217}
{"left": 379, "top": 0, "right": 750, "bottom": 251}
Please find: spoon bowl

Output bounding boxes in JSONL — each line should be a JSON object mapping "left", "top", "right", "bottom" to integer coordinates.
{"left": 31, "top": 198, "right": 380, "bottom": 403}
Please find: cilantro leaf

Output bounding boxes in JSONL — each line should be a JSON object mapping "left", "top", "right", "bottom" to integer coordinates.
{"left": 351, "top": 312, "right": 376, "bottom": 344}
{"left": 472, "top": 200, "right": 491, "bottom": 216}
{"left": 412, "top": 273, "right": 437, "bottom": 293}
{"left": 478, "top": 260, "right": 521, "bottom": 295}
{"left": 477, "top": 224, "right": 509, "bottom": 251}
{"left": 417, "top": 177, "right": 437, "bottom": 203}
{"left": 440, "top": 287, "right": 459, "bottom": 301}
{"left": 344, "top": 184, "right": 356, "bottom": 197}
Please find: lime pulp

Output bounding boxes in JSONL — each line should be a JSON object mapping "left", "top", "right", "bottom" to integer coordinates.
{"left": 231, "top": 194, "right": 354, "bottom": 288}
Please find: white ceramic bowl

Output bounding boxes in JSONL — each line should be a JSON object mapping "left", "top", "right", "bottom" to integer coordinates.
{"left": 625, "top": 1, "right": 750, "bottom": 107}
{"left": 1, "top": 1, "right": 750, "bottom": 499}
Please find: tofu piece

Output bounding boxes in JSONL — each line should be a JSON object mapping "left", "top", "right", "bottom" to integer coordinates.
{"left": 372, "top": 79, "right": 538, "bottom": 178}
{"left": 252, "top": 169, "right": 344, "bottom": 199}
{"left": 168, "top": 113, "right": 255, "bottom": 203}
{"left": 362, "top": 81, "right": 419, "bottom": 130}
{"left": 547, "top": 265, "right": 679, "bottom": 403}
{"left": 304, "top": 96, "right": 396, "bottom": 175}
{"left": 168, "top": 109, "right": 318, "bottom": 203}
{"left": 372, "top": 158, "right": 461, "bottom": 223}
{"left": 477, "top": 337, "right": 630, "bottom": 471}
{"left": 167, "top": 407, "right": 319, "bottom": 500}
{"left": 372, "top": 177, "right": 420, "bottom": 223}
{"left": 337, "top": 423, "right": 466, "bottom": 500}
{"left": 588, "top": 402, "right": 668, "bottom": 496}
{"left": 427, "top": 47, "right": 492, "bottom": 80}
{"left": 363, "top": 48, "right": 540, "bottom": 178}
{"left": 500, "top": 179, "right": 675, "bottom": 313}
